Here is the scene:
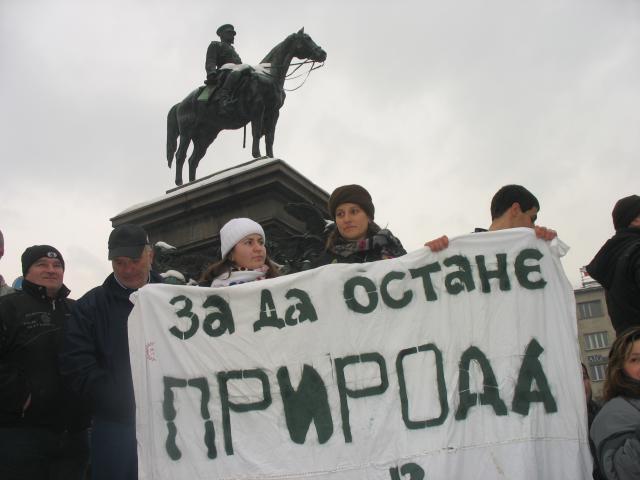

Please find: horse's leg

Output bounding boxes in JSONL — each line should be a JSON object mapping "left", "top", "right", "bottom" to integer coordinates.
{"left": 265, "top": 110, "right": 279, "bottom": 158}
{"left": 188, "top": 130, "right": 219, "bottom": 182}
{"left": 251, "top": 110, "right": 264, "bottom": 158}
{"left": 174, "top": 135, "right": 191, "bottom": 186}
{"left": 166, "top": 104, "right": 179, "bottom": 168}
{"left": 187, "top": 140, "right": 207, "bottom": 183}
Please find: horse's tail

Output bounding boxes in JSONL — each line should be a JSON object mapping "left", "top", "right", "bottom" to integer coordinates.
{"left": 166, "top": 104, "right": 179, "bottom": 168}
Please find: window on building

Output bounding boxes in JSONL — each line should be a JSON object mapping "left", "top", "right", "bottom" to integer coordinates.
{"left": 584, "top": 331, "right": 609, "bottom": 351}
{"left": 577, "top": 300, "right": 604, "bottom": 320}
{"left": 590, "top": 364, "right": 607, "bottom": 382}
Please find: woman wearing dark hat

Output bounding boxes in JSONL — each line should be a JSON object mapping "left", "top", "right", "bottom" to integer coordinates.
{"left": 316, "top": 184, "right": 406, "bottom": 266}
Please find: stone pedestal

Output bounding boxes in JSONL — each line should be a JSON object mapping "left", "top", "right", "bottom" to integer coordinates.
{"left": 110, "top": 158, "right": 329, "bottom": 277}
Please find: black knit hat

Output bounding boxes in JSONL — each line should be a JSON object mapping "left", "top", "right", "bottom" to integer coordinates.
{"left": 21, "top": 245, "right": 64, "bottom": 276}
{"left": 108, "top": 224, "right": 150, "bottom": 260}
{"left": 328, "top": 184, "right": 375, "bottom": 220}
{"left": 612, "top": 195, "right": 640, "bottom": 231}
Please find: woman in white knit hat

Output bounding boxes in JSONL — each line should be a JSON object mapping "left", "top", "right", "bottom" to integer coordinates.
{"left": 199, "top": 218, "right": 280, "bottom": 287}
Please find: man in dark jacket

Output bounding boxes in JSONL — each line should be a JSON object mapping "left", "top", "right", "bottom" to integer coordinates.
{"left": 0, "top": 245, "right": 89, "bottom": 480}
{"left": 586, "top": 194, "right": 640, "bottom": 336}
{"left": 60, "top": 224, "right": 163, "bottom": 480}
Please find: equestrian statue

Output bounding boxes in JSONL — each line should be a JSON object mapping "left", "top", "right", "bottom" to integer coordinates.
{"left": 167, "top": 26, "right": 327, "bottom": 186}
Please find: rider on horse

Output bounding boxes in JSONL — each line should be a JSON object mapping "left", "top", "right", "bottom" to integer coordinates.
{"left": 204, "top": 24, "right": 249, "bottom": 109}
{"left": 169, "top": 28, "right": 327, "bottom": 185}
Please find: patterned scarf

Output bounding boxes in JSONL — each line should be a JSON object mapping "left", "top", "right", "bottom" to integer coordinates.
{"left": 211, "top": 265, "right": 269, "bottom": 287}
{"left": 331, "top": 229, "right": 405, "bottom": 259}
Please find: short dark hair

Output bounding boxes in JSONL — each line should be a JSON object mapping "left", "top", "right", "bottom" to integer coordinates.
{"left": 490, "top": 185, "right": 540, "bottom": 220}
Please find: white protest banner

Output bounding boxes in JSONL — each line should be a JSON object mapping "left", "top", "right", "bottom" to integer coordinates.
{"left": 129, "top": 228, "right": 592, "bottom": 479}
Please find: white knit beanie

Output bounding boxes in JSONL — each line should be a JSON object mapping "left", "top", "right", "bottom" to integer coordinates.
{"left": 219, "top": 218, "right": 265, "bottom": 259}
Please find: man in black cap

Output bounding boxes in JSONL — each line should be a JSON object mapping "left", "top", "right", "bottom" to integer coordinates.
{"left": 60, "top": 224, "right": 163, "bottom": 480}
{"left": 0, "top": 245, "right": 89, "bottom": 479}
{"left": 586, "top": 194, "right": 640, "bottom": 336}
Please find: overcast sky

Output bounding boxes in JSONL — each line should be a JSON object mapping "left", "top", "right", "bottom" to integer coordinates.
{"left": 1, "top": 0, "right": 638, "bottom": 296}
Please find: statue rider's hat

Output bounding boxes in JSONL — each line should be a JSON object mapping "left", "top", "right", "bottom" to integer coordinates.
{"left": 216, "top": 24, "right": 236, "bottom": 37}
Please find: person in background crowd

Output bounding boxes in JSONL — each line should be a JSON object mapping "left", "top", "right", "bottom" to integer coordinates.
{"left": 0, "top": 245, "right": 89, "bottom": 480}
{"left": 586, "top": 195, "right": 640, "bottom": 336}
{"left": 583, "top": 363, "right": 605, "bottom": 480}
{"left": 315, "top": 184, "right": 406, "bottom": 265}
{"left": 590, "top": 327, "right": 640, "bottom": 480}
{"left": 0, "top": 229, "right": 15, "bottom": 296}
{"left": 425, "top": 184, "right": 557, "bottom": 251}
{"left": 60, "top": 224, "right": 163, "bottom": 480}
{"left": 199, "top": 218, "right": 280, "bottom": 287}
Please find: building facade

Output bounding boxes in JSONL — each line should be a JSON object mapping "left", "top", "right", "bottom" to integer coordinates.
{"left": 574, "top": 271, "right": 615, "bottom": 401}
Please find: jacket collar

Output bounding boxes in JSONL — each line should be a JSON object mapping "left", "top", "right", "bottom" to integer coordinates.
{"left": 21, "top": 278, "right": 70, "bottom": 302}
{"left": 104, "top": 271, "right": 164, "bottom": 298}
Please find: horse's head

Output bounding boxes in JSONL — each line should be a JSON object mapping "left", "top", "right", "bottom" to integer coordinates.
{"left": 291, "top": 28, "right": 327, "bottom": 63}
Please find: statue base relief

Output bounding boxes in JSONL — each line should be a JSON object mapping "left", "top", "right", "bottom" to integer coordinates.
{"left": 111, "top": 158, "right": 330, "bottom": 280}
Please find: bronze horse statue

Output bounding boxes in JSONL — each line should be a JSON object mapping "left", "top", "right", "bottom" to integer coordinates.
{"left": 167, "top": 28, "right": 326, "bottom": 186}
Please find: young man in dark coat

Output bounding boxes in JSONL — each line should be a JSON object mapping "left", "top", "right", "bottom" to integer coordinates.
{"left": 60, "top": 224, "right": 163, "bottom": 480}
{"left": 586, "top": 194, "right": 640, "bottom": 336}
{"left": 0, "top": 245, "right": 89, "bottom": 480}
